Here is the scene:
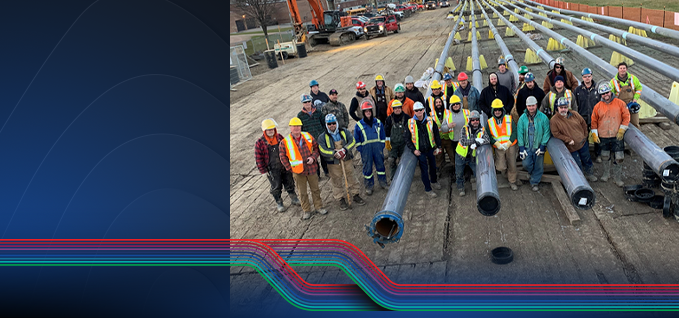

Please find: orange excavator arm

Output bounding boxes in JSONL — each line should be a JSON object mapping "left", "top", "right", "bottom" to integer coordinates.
{"left": 287, "top": 0, "right": 325, "bottom": 30}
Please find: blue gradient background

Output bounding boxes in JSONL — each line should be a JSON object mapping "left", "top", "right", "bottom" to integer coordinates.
{"left": 0, "top": 0, "right": 229, "bottom": 316}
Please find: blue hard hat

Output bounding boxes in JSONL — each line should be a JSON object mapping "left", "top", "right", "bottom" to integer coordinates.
{"left": 325, "top": 113, "right": 337, "bottom": 124}
{"left": 524, "top": 72, "right": 535, "bottom": 82}
{"left": 627, "top": 101, "right": 641, "bottom": 114}
{"left": 309, "top": 79, "right": 319, "bottom": 87}
{"left": 300, "top": 94, "right": 313, "bottom": 103}
{"left": 582, "top": 67, "right": 592, "bottom": 76}
{"left": 443, "top": 73, "right": 453, "bottom": 81}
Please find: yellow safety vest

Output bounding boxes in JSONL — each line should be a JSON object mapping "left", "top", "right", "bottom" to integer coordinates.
{"left": 443, "top": 82, "right": 459, "bottom": 97}
{"left": 449, "top": 109, "right": 470, "bottom": 140}
{"left": 455, "top": 126, "right": 485, "bottom": 157}
{"left": 427, "top": 96, "right": 447, "bottom": 111}
{"left": 408, "top": 118, "right": 436, "bottom": 151}
{"left": 548, "top": 89, "right": 572, "bottom": 111}
{"left": 487, "top": 115, "right": 516, "bottom": 147}
{"left": 284, "top": 132, "right": 314, "bottom": 174}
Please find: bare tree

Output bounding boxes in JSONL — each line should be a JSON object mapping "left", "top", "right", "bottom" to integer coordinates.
{"left": 232, "top": 0, "right": 278, "bottom": 42}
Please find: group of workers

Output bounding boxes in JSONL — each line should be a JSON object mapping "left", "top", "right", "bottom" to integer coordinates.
{"left": 255, "top": 56, "right": 640, "bottom": 220}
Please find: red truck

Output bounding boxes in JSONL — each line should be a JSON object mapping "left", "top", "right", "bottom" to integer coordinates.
{"left": 363, "top": 15, "right": 400, "bottom": 39}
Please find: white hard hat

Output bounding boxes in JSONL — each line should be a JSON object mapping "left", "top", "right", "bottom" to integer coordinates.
{"left": 413, "top": 102, "right": 425, "bottom": 111}
{"left": 526, "top": 96, "right": 538, "bottom": 105}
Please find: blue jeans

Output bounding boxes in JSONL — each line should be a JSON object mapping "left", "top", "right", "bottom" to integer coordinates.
{"left": 455, "top": 153, "right": 476, "bottom": 189}
{"left": 416, "top": 149, "right": 437, "bottom": 191}
{"left": 361, "top": 143, "right": 387, "bottom": 188}
{"left": 523, "top": 148, "right": 544, "bottom": 186}
{"left": 571, "top": 141, "right": 593, "bottom": 175}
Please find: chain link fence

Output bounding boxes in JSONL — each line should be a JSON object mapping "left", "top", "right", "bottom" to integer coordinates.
{"left": 230, "top": 45, "right": 252, "bottom": 88}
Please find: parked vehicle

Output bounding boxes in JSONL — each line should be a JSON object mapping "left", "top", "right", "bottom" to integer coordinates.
{"left": 363, "top": 14, "right": 400, "bottom": 39}
{"left": 439, "top": 0, "right": 450, "bottom": 7}
{"left": 425, "top": 1, "right": 437, "bottom": 9}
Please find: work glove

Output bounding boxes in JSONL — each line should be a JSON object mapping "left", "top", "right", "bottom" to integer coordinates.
{"left": 470, "top": 144, "right": 477, "bottom": 150}
{"left": 568, "top": 140, "right": 575, "bottom": 146}
{"left": 385, "top": 140, "right": 392, "bottom": 151}
{"left": 519, "top": 146, "right": 527, "bottom": 160}
{"left": 475, "top": 137, "right": 485, "bottom": 144}
{"left": 591, "top": 129, "right": 600, "bottom": 143}
{"left": 493, "top": 141, "right": 502, "bottom": 149}
{"left": 433, "top": 148, "right": 442, "bottom": 155}
{"left": 535, "top": 145, "right": 546, "bottom": 156}
{"left": 616, "top": 127, "right": 627, "bottom": 141}
{"left": 334, "top": 148, "right": 347, "bottom": 160}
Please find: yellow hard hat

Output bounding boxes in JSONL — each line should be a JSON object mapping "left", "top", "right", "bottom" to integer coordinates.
{"left": 449, "top": 95, "right": 462, "bottom": 105}
{"left": 430, "top": 80, "right": 442, "bottom": 89}
{"left": 375, "top": 74, "right": 385, "bottom": 81}
{"left": 391, "top": 100, "right": 403, "bottom": 108}
{"left": 491, "top": 99, "right": 504, "bottom": 109}
{"left": 261, "top": 118, "right": 278, "bottom": 131}
{"left": 289, "top": 117, "right": 303, "bottom": 126}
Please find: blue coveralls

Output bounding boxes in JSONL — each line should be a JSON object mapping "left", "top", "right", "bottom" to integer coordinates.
{"left": 354, "top": 117, "right": 387, "bottom": 188}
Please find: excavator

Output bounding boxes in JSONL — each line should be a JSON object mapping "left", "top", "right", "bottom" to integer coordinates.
{"left": 286, "top": 0, "right": 358, "bottom": 47}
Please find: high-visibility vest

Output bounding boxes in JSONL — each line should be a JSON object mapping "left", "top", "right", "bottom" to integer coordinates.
{"left": 443, "top": 82, "right": 459, "bottom": 97}
{"left": 429, "top": 107, "right": 450, "bottom": 138}
{"left": 447, "top": 109, "right": 469, "bottom": 140}
{"left": 408, "top": 118, "right": 436, "bottom": 151}
{"left": 427, "top": 96, "right": 447, "bottom": 110}
{"left": 611, "top": 73, "right": 642, "bottom": 101}
{"left": 548, "top": 89, "right": 572, "bottom": 111}
{"left": 320, "top": 130, "right": 355, "bottom": 156}
{"left": 487, "top": 115, "right": 516, "bottom": 148}
{"left": 455, "top": 126, "right": 485, "bottom": 157}
{"left": 284, "top": 132, "right": 314, "bottom": 174}
{"left": 355, "top": 119, "right": 384, "bottom": 146}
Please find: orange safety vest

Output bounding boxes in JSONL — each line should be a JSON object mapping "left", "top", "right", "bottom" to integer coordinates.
{"left": 443, "top": 82, "right": 459, "bottom": 98}
{"left": 427, "top": 96, "right": 447, "bottom": 111}
{"left": 283, "top": 132, "right": 314, "bottom": 174}
{"left": 487, "top": 115, "right": 516, "bottom": 147}
{"left": 455, "top": 126, "right": 485, "bottom": 157}
{"left": 408, "top": 118, "right": 436, "bottom": 151}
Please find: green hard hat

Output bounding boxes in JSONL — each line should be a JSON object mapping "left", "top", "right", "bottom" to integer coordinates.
{"left": 518, "top": 66, "right": 529, "bottom": 74}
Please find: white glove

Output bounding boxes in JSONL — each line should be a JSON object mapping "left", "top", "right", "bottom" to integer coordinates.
{"left": 475, "top": 137, "right": 484, "bottom": 144}
{"left": 470, "top": 144, "right": 477, "bottom": 150}
{"left": 501, "top": 143, "right": 510, "bottom": 151}
{"left": 535, "top": 148, "right": 545, "bottom": 156}
{"left": 519, "top": 149, "right": 527, "bottom": 160}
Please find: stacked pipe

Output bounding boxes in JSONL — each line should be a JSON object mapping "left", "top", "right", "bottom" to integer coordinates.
{"left": 546, "top": 138, "right": 595, "bottom": 209}
{"left": 662, "top": 146, "right": 679, "bottom": 219}
{"left": 367, "top": 1, "right": 467, "bottom": 248}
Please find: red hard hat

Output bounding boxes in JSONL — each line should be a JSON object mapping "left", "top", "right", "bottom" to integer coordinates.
{"left": 457, "top": 72, "right": 468, "bottom": 81}
{"left": 360, "top": 99, "right": 374, "bottom": 111}
{"left": 356, "top": 81, "right": 366, "bottom": 89}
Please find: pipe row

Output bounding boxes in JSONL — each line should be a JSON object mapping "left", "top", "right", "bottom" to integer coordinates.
{"left": 368, "top": 1, "right": 468, "bottom": 248}
{"left": 546, "top": 138, "right": 595, "bottom": 209}
{"left": 476, "top": 0, "right": 520, "bottom": 88}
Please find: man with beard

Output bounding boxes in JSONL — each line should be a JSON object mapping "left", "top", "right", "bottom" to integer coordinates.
{"left": 388, "top": 83, "right": 414, "bottom": 117}
{"left": 349, "top": 81, "right": 372, "bottom": 121}
{"left": 550, "top": 98, "right": 598, "bottom": 182}
{"left": 540, "top": 75, "right": 578, "bottom": 118}
{"left": 542, "top": 57, "right": 579, "bottom": 93}
{"left": 574, "top": 68, "right": 601, "bottom": 162}
{"left": 425, "top": 79, "right": 447, "bottom": 113}
{"left": 479, "top": 72, "right": 514, "bottom": 118}
{"left": 496, "top": 58, "right": 516, "bottom": 95}
{"left": 488, "top": 99, "right": 520, "bottom": 191}
{"left": 591, "top": 82, "right": 630, "bottom": 187}
{"left": 322, "top": 89, "right": 350, "bottom": 130}
{"left": 370, "top": 74, "right": 395, "bottom": 123}
{"left": 385, "top": 100, "right": 411, "bottom": 180}
{"left": 610, "top": 62, "right": 643, "bottom": 128}
{"left": 406, "top": 102, "right": 443, "bottom": 197}
{"left": 454, "top": 110, "right": 490, "bottom": 196}
{"left": 453, "top": 72, "right": 480, "bottom": 112}
{"left": 517, "top": 96, "right": 551, "bottom": 192}
{"left": 513, "top": 72, "right": 546, "bottom": 123}
{"left": 440, "top": 95, "right": 470, "bottom": 178}
{"left": 404, "top": 75, "right": 425, "bottom": 106}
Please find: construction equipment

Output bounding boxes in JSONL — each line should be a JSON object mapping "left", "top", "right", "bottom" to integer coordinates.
{"left": 286, "top": 0, "right": 360, "bottom": 47}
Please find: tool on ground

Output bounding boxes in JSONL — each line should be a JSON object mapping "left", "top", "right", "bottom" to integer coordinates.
{"left": 340, "top": 159, "right": 352, "bottom": 205}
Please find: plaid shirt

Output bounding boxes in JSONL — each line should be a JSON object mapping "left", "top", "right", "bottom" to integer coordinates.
{"left": 254, "top": 133, "right": 285, "bottom": 174}
{"left": 279, "top": 133, "right": 320, "bottom": 175}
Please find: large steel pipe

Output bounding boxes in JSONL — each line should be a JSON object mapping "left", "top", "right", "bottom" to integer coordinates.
{"left": 470, "top": 1, "right": 483, "bottom": 91}
{"left": 624, "top": 125, "right": 679, "bottom": 182}
{"left": 475, "top": 144, "right": 501, "bottom": 215}
{"left": 546, "top": 138, "right": 595, "bottom": 210}
{"left": 522, "top": 0, "right": 679, "bottom": 42}
{"left": 476, "top": 0, "right": 519, "bottom": 87}
{"left": 368, "top": 1, "right": 467, "bottom": 248}
{"left": 488, "top": 0, "right": 679, "bottom": 125}
{"left": 499, "top": 0, "right": 679, "bottom": 84}
{"left": 513, "top": 1, "right": 679, "bottom": 59}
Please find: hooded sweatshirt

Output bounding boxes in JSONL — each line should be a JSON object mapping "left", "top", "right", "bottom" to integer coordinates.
{"left": 405, "top": 85, "right": 425, "bottom": 106}
{"left": 479, "top": 72, "right": 514, "bottom": 117}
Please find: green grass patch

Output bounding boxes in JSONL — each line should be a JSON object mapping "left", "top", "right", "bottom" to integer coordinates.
{"left": 241, "top": 33, "right": 295, "bottom": 55}
{"left": 231, "top": 26, "right": 293, "bottom": 35}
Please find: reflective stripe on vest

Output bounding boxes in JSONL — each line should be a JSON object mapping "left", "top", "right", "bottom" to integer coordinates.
{"left": 408, "top": 118, "right": 436, "bottom": 151}
{"left": 613, "top": 74, "right": 641, "bottom": 99}
{"left": 428, "top": 96, "right": 447, "bottom": 111}
{"left": 284, "top": 132, "right": 314, "bottom": 174}
{"left": 356, "top": 120, "right": 383, "bottom": 146}
{"left": 548, "top": 89, "right": 573, "bottom": 111}
{"left": 451, "top": 109, "right": 470, "bottom": 140}
{"left": 487, "top": 115, "right": 516, "bottom": 147}
{"left": 455, "top": 126, "right": 485, "bottom": 157}
{"left": 444, "top": 83, "right": 458, "bottom": 97}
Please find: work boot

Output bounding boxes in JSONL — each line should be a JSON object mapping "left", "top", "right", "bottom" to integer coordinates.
{"left": 613, "top": 165, "right": 624, "bottom": 187}
{"left": 600, "top": 161, "right": 611, "bottom": 182}
{"left": 586, "top": 173, "right": 598, "bottom": 182}
{"left": 426, "top": 190, "right": 438, "bottom": 197}
{"left": 379, "top": 180, "right": 389, "bottom": 190}
{"left": 501, "top": 170, "right": 507, "bottom": 177}
{"left": 276, "top": 198, "right": 286, "bottom": 213}
{"left": 531, "top": 185, "right": 539, "bottom": 192}
{"left": 289, "top": 193, "right": 301, "bottom": 206}
{"left": 431, "top": 182, "right": 442, "bottom": 190}
{"left": 366, "top": 187, "right": 374, "bottom": 196}
{"left": 339, "top": 198, "right": 349, "bottom": 211}
{"left": 515, "top": 179, "right": 522, "bottom": 186}
{"left": 509, "top": 183, "right": 518, "bottom": 191}
{"left": 301, "top": 211, "right": 312, "bottom": 220}
{"left": 459, "top": 189, "right": 466, "bottom": 197}
{"left": 316, "top": 208, "right": 328, "bottom": 215}
{"left": 595, "top": 157, "right": 603, "bottom": 163}
{"left": 353, "top": 194, "right": 366, "bottom": 205}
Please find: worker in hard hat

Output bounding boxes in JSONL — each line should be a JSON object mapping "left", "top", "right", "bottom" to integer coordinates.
{"left": 429, "top": 96, "right": 454, "bottom": 175}
{"left": 453, "top": 72, "right": 480, "bottom": 112}
{"left": 354, "top": 99, "right": 388, "bottom": 195}
{"left": 574, "top": 67, "right": 601, "bottom": 162}
{"left": 406, "top": 102, "right": 443, "bottom": 197}
{"left": 610, "top": 61, "right": 642, "bottom": 129}
{"left": 349, "top": 81, "right": 373, "bottom": 122}
{"left": 479, "top": 72, "right": 514, "bottom": 118}
{"left": 442, "top": 73, "right": 459, "bottom": 102}
{"left": 404, "top": 75, "right": 425, "bottom": 106}
{"left": 496, "top": 58, "right": 516, "bottom": 95}
{"left": 318, "top": 114, "right": 366, "bottom": 211}
{"left": 488, "top": 99, "right": 520, "bottom": 191}
{"left": 591, "top": 82, "right": 630, "bottom": 187}
{"left": 440, "top": 95, "right": 470, "bottom": 177}
{"left": 542, "top": 57, "right": 578, "bottom": 94}
{"left": 455, "top": 110, "right": 489, "bottom": 196}
{"left": 309, "top": 79, "right": 330, "bottom": 104}
{"left": 388, "top": 83, "right": 414, "bottom": 117}
{"left": 370, "top": 74, "right": 395, "bottom": 123}
{"left": 425, "top": 79, "right": 447, "bottom": 113}
{"left": 322, "top": 89, "right": 350, "bottom": 130}
{"left": 517, "top": 96, "right": 551, "bottom": 192}
{"left": 255, "top": 118, "right": 301, "bottom": 212}
{"left": 279, "top": 116, "right": 326, "bottom": 220}
{"left": 298, "top": 93, "right": 329, "bottom": 178}
{"left": 516, "top": 65, "right": 530, "bottom": 95}
{"left": 385, "top": 99, "right": 411, "bottom": 180}
{"left": 550, "top": 97, "right": 598, "bottom": 182}
{"left": 514, "top": 72, "right": 546, "bottom": 123}
{"left": 540, "top": 75, "right": 578, "bottom": 118}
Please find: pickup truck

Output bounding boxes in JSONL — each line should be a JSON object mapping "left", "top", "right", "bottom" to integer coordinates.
{"left": 363, "top": 15, "right": 400, "bottom": 39}
{"left": 425, "top": 1, "right": 437, "bottom": 9}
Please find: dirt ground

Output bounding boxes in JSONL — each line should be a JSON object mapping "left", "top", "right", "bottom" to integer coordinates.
{"left": 230, "top": 4, "right": 679, "bottom": 313}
